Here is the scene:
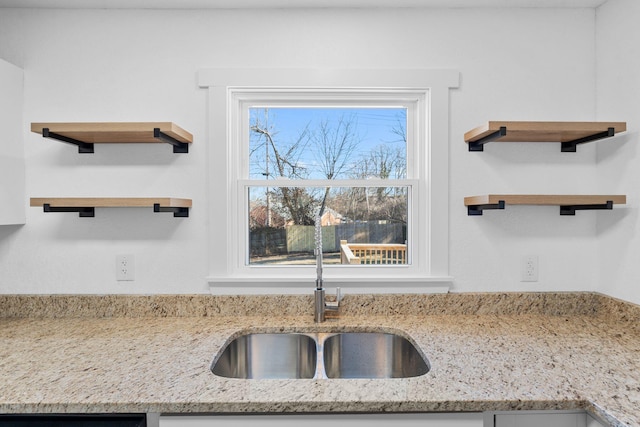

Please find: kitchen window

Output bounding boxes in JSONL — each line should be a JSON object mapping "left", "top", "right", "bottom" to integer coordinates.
{"left": 199, "top": 68, "right": 459, "bottom": 293}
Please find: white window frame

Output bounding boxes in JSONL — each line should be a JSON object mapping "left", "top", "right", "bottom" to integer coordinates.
{"left": 199, "top": 68, "right": 459, "bottom": 294}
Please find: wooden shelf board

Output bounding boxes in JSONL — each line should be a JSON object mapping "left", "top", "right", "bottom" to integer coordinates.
{"left": 30, "top": 197, "right": 192, "bottom": 208}
{"left": 464, "top": 121, "right": 626, "bottom": 143}
{"left": 464, "top": 194, "right": 626, "bottom": 207}
{"left": 30, "top": 122, "right": 193, "bottom": 144}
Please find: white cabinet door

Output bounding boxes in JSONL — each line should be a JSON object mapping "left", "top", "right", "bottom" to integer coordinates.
{"left": 586, "top": 414, "right": 605, "bottom": 427}
{"left": 0, "top": 58, "right": 25, "bottom": 225}
{"left": 160, "top": 413, "right": 484, "bottom": 427}
{"left": 494, "top": 412, "right": 586, "bottom": 427}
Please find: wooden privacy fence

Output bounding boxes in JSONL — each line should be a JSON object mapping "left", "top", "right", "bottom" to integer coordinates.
{"left": 249, "top": 227, "right": 287, "bottom": 256}
{"left": 340, "top": 240, "right": 407, "bottom": 265}
{"left": 286, "top": 223, "right": 405, "bottom": 254}
{"left": 250, "top": 223, "right": 406, "bottom": 257}
{"left": 287, "top": 224, "right": 337, "bottom": 253}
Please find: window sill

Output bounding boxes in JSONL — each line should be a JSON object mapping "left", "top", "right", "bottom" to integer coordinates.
{"left": 206, "top": 275, "right": 452, "bottom": 295}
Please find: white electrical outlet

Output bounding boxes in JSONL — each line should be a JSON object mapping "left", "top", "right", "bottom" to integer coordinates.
{"left": 116, "top": 254, "right": 135, "bottom": 281}
{"left": 521, "top": 255, "right": 539, "bottom": 282}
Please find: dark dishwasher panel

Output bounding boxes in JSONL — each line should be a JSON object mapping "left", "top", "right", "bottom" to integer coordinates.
{"left": 0, "top": 414, "right": 146, "bottom": 427}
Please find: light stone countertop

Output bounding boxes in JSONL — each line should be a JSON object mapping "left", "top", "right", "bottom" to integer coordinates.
{"left": 0, "top": 292, "right": 639, "bottom": 426}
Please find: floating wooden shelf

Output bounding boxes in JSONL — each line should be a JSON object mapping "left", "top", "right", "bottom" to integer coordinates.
{"left": 464, "top": 194, "right": 626, "bottom": 216}
{"left": 30, "top": 197, "right": 192, "bottom": 217}
{"left": 464, "top": 121, "right": 626, "bottom": 152}
{"left": 30, "top": 122, "right": 193, "bottom": 153}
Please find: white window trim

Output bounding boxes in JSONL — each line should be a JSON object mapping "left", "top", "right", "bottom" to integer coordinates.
{"left": 198, "top": 68, "right": 459, "bottom": 294}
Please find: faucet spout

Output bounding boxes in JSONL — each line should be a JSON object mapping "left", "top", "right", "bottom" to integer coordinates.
{"left": 314, "top": 215, "right": 325, "bottom": 322}
{"left": 315, "top": 215, "right": 323, "bottom": 290}
{"left": 315, "top": 248, "right": 323, "bottom": 291}
{"left": 313, "top": 214, "right": 340, "bottom": 322}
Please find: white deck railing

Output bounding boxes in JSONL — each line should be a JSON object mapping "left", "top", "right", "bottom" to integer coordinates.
{"left": 339, "top": 240, "right": 407, "bottom": 265}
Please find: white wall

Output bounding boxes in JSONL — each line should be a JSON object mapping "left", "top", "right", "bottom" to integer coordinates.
{"left": 0, "top": 58, "right": 25, "bottom": 225}
{"left": 0, "top": 7, "right": 602, "bottom": 294}
{"left": 596, "top": 0, "right": 640, "bottom": 304}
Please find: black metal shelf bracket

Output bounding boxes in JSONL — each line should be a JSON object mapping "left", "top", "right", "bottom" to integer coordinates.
{"left": 153, "top": 203, "right": 189, "bottom": 217}
{"left": 43, "top": 203, "right": 95, "bottom": 217}
{"left": 468, "top": 126, "right": 507, "bottom": 152}
{"left": 41, "top": 127, "right": 189, "bottom": 153}
{"left": 560, "top": 201, "right": 613, "bottom": 216}
{"left": 153, "top": 128, "right": 189, "bottom": 153}
{"left": 561, "top": 127, "right": 615, "bottom": 152}
{"left": 467, "top": 200, "right": 506, "bottom": 216}
{"left": 42, "top": 128, "right": 94, "bottom": 153}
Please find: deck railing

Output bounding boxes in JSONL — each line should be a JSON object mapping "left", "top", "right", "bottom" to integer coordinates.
{"left": 339, "top": 240, "right": 407, "bottom": 265}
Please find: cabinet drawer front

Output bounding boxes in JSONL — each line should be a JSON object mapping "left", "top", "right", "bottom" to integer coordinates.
{"left": 160, "top": 413, "right": 484, "bottom": 427}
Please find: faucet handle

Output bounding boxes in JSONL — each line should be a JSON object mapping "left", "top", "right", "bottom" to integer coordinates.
{"left": 325, "top": 287, "right": 341, "bottom": 312}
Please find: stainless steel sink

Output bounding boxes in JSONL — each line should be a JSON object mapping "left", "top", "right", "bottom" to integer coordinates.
{"left": 322, "top": 332, "right": 429, "bottom": 379}
{"left": 211, "top": 331, "right": 429, "bottom": 379}
{"left": 211, "top": 333, "right": 317, "bottom": 379}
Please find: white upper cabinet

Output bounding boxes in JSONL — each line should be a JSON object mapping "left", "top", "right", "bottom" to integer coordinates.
{"left": 0, "top": 58, "right": 25, "bottom": 225}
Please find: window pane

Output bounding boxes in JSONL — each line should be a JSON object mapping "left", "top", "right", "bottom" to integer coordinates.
{"left": 248, "top": 186, "right": 408, "bottom": 266}
{"left": 249, "top": 107, "right": 407, "bottom": 180}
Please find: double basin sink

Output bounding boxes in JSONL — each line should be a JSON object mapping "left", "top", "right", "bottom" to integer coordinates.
{"left": 211, "top": 331, "right": 430, "bottom": 379}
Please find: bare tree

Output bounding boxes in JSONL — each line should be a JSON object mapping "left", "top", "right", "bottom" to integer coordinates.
{"left": 326, "top": 143, "right": 407, "bottom": 223}
{"left": 312, "top": 115, "right": 360, "bottom": 218}
{"left": 251, "top": 110, "right": 318, "bottom": 225}
{"left": 251, "top": 114, "right": 310, "bottom": 180}
{"left": 390, "top": 115, "right": 407, "bottom": 145}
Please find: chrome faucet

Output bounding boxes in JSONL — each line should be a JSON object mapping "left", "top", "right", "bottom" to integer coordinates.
{"left": 314, "top": 215, "right": 341, "bottom": 322}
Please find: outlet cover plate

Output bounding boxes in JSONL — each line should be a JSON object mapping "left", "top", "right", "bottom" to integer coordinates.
{"left": 521, "top": 255, "right": 539, "bottom": 282}
{"left": 116, "top": 254, "right": 135, "bottom": 281}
